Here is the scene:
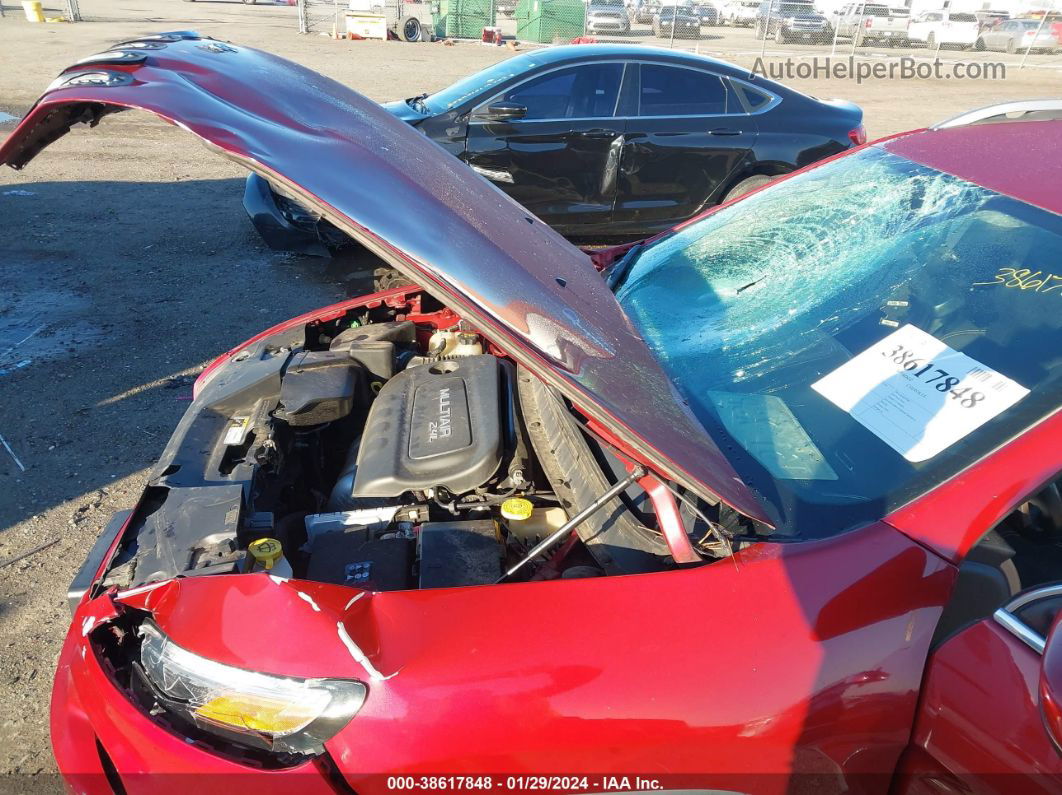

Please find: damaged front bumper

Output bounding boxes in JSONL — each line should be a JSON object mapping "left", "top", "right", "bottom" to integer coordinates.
{"left": 51, "top": 605, "right": 339, "bottom": 794}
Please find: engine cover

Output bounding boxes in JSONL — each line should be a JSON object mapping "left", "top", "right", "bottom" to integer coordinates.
{"left": 351, "top": 355, "right": 506, "bottom": 497}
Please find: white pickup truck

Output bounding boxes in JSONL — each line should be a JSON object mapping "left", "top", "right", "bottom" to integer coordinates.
{"left": 906, "top": 10, "right": 980, "bottom": 48}
{"left": 830, "top": 2, "right": 911, "bottom": 45}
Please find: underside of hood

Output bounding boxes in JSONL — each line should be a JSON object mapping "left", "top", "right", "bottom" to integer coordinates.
{"left": 0, "top": 32, "right": 770, "bottom": 525}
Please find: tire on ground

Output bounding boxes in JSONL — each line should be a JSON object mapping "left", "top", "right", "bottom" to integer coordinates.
{"left": 723, "top": 174, "right": 775, "bottom": 203}
{"left": 399, "top": 15, "right": 424, "bottom": 41}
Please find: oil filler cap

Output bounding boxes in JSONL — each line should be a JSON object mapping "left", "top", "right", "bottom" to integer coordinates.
{"left": 500, "top": 498, "right": 533, "bottom": 521}
{"left": 249, "top": 537, "right": 284, "bottom": 570}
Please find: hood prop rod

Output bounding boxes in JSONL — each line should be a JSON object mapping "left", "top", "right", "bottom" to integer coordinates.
{"left": 496, "top": 466, "right": 646, "bottom": 583}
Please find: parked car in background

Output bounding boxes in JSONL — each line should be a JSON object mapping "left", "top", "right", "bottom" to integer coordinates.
{"left": 756, "top": 0, "right": 831, "bottom": 42}
{"left": 239, "top": 44, "right": 863, "bottom": 249}
{"left": 831, "top": 1, "right": 911, "bottom": 44}
{"left": 632, "top": 0, "right": 659, "bottom": 22}
{"left": 976, "top": 18, "right": 1061, "bottom": 52}
{"left": 653, "top": 4, "right": 703, "bottom": 36}
{"left": 694, "top": 1, "right": 720, "bottom": 25}
{"left": 586, "top": 0, "right": 632, "bottom": 33}
{"left": 6, "top": 42, "right": 1062, "bottom": 788}
{"left": 720, "top": 0, "right": 758, "bottom": 25}
{"left": 907, "top": 10, "right": 979, "bottom": 49}
{"left": 832, "top": 1, "right": 909, "bottom": 44}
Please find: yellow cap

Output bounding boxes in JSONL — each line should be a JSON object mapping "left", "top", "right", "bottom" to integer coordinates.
{"left": 248, "top": 537, "right": 284, "bottom": 570}
{"left": 500, "top": 497, "right": 534, "bottom": 521}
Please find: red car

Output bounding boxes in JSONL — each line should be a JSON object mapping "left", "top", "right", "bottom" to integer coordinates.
{"left": 3, "top": 34, "right": 1062, "bottom": 794}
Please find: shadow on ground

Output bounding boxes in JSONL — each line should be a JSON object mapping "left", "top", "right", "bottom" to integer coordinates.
{"left": 0, "top": 176, "right": 375, "bottom": 536}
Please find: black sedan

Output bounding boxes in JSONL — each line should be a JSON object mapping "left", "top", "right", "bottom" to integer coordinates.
{"left": 246, "top": 44, "right": 864, "bottom": 253}
{"left": 653, "top": 5, "right": 704, "bottom": 37}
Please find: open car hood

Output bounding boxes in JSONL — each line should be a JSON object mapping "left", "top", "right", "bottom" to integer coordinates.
{"left": 0, "top": 33, "right": 770, "bottom": 525}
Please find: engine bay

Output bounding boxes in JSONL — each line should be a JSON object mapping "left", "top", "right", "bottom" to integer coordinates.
{"left": 98, "top": 290, "right": 752, "bottom": 594}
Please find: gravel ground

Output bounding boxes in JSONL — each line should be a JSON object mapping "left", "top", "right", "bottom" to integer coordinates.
{"left": 0, "top": 0, "right": 1057, "bottom": 786}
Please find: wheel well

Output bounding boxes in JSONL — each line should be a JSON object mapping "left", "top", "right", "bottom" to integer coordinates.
{"left": 717, "top": 163, "right": 793, "bottom": 202}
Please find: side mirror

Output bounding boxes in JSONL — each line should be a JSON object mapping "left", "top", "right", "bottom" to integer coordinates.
{"left": 484, "top": 102, "right": 527, "bottom": 122}
{"left": 1040, "top": 612, "right": 1062, "bottom": 751}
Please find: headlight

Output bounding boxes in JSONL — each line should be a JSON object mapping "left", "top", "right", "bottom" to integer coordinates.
{"left": 137, "top": 622, "right": 366, "bottom": 755}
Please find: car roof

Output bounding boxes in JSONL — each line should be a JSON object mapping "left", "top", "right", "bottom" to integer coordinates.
{"left": 505, "top": 44, "right": 754, "bottom": 80}
{"left": 879, "top": 119, "right": 1062, "bottom": 216}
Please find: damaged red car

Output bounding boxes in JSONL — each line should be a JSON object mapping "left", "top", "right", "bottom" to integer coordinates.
{"left": 4, "top": 33, "right": 1062, "bottom": 794}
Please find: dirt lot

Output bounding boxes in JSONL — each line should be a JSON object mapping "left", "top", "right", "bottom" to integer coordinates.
{"left": 0, "top": 0, "right": 1057, "bottom": 786}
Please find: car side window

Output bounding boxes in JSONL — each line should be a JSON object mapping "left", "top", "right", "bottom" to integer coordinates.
{"left": 502, "top": 63, "right": 623, "bottom": 121}
{"left": 734, "top": 82, "right": 772, "bottom": 111}
{"left": 638, "top": 64, "right": 733, "bottom": 117}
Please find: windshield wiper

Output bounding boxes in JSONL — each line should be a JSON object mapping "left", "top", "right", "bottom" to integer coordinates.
{"left": 605, "top": 243, "right": 643, "bottom": 292}
{"left": 735, "top": 275, "right": 766, "bottom": 294}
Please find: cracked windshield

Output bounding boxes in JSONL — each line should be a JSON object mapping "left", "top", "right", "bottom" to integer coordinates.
{"left": 616, "top": 147, "right": 1062, "bottom": 536}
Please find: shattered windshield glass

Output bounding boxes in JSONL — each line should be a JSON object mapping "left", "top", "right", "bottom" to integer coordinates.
{"left": 616, "top": 147, "right": 1062, "bottom": 537}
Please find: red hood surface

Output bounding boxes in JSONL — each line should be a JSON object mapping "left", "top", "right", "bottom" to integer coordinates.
{"left": 880, "top": 120, "right": 1062, "bottom": 217}
{"left": 0, "top": 33, "right": 770, "bottom": 524}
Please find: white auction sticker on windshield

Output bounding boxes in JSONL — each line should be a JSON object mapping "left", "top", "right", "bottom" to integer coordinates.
{"left": 812, "top": 324, "right": 1028, "bottom": 463}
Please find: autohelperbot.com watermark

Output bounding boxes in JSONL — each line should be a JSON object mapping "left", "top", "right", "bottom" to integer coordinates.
{"left": 752, "top": 56, "right": 1007, "bottom": 84}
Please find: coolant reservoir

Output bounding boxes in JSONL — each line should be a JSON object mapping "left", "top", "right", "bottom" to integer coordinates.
{"left": 427, "top": 330, "right": 458, "bottom": 356}
{"left": 427, "top": 330, "right": 482, "bottom": 357}
{"left": 504, "top": 505, "right": 568, "bottom": 541}
{"left": 453, "top": 332, "right": 483, "bottom": 357}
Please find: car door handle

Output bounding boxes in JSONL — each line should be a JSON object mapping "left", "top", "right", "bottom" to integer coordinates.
{"left": 709, "top": 128, "right": 743, "bottom": 136}
{"left": 576, "top": 128, "right": 620, "bottom": 139}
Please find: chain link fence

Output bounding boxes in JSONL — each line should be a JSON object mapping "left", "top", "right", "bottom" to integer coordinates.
{"left": 300, "top": 0, "right": 441, "bottom": 38}
{"left": 1, "top": 0, "right": 80, "bottom": 19}
{"left": 19, "top": 0, "right": 1057, "bottom": 72}
{"left": 741, "top": 2, "right": 1062, "bottom": 72}
{"left": 299, "top": 0, "right": 344, "bottom": 34}
{"left": 299, "top": 0, "right": 1061, "bottom": 73}
{"left": 17, "top": 0, "right": 1058, "bottom": 72}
